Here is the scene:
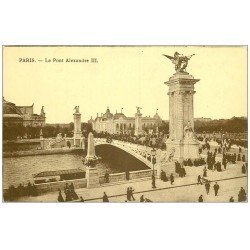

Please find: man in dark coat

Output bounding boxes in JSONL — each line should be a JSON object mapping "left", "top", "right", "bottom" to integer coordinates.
{"left": 238, "top": 187, "right": 247, "bottom": 202}
{"left": 140, "top": 195, "right": 145, "bottom": 202}
{"left": 103, "top": 192, "right": 109, "bottom": 202}
{"left": 58, "top": 189, "right": 64, "bottom": 202}
{"left": 242, "top": 164, "right": 246, "bottom": 174}
{"left": 197, "top": 175, "right": 202, "bottom": 185}
{"left": 126, "top": 187, "right": 131, "bottom": 201}
{"left": 213, "top": 182, "right": 220, "bottom": 196}
{"left": 242, "top": 154, "right": 246, "bottom": 162}
{"left": 203, "top": 167, "right": 207, "bottom": 177}
{"left": 205, "top": 181, "right": 210, "bottom": 194}
{"left": 130, "top": 187, "right": 136, "bottom": 200}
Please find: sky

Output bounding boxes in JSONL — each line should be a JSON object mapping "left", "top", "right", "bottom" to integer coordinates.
{"left": 3, "top": 46, "right": 247, "bottom": 123}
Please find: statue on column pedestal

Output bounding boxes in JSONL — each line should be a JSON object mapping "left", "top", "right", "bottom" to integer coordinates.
{"left": 74, "top": 105, "right": 80, "bottom": 113}
{"left": 163, "top": 52, "right": 195, "bottom": 73}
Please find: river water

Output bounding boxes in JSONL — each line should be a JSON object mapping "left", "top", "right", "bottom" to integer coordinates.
{"left": 3, "top": 145, "right": 149, "bottom": 189}
{"left": 3, "top": 153, "right": 120, "bottom": 189}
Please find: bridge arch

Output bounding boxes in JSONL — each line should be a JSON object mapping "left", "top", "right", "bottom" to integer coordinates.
{"left": 94, "top": 139, "right": 153, "bottom": 170}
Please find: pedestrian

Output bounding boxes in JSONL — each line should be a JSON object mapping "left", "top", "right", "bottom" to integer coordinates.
{"left": 170, "top": 173, "right": 174, "bottom": 185}
{"left": 140, "top": 195, "right": 145, "bottom": 202}
{"left": 238, "top": 187, "right": 247, "bottom": 202}
{"left": 242, "top": 154, "right": 246, "bottom": 162}
{"left": 69, "top": 183, "right": 79, "bottom": 200}
{"left": 205, "top": 181, "right": 210, "bottom": 194}
{"left": 213, "top": 182, "right": 220, "bottom": 196}
{"left": 58, "top": 189, "right": 64, "bottom": 202}
{"left": 237, "top": 154, "right": 241, "bottom": 161}
{"left": 130, "top": 187, "right": 135, "bottom": 201}
{"left": 229, "top": 196, "right": 234, "bottom": 202}
{"left": 126, "top": 187, "right": 131, "bottom": 201}
{"left": 152, "top": 174, "right": 156, "bottom": 189}
{"left": 197, "top": 175, "right": 202, "bottom": 185}
{"left": 182, "top": 167, "right": 186, "bottom": 177}
{"left": 198, "top": 195, "right": 203, "bottom": 202}
{"left": 203, "top": 167, "right": 207, "bottom": 177}
{"left": 242, "top": 164, "right": 246, "bottom": 174}
{"left": 64, "top": 183, "right": 72, "bottom": 201}
{"left": 103, "top": 192, "right": 109, "bottom": 202}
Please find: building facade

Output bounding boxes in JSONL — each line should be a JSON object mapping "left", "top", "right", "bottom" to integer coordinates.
{"left": 88, "top": 107, "right": 162, "bottom": 135}
{"left": 3, "top": 98, "right": 46, "bottom": 127}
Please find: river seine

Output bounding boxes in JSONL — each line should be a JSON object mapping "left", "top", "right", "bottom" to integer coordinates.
{"left": 3, "top": 145, "right": 149, "bottom": 189}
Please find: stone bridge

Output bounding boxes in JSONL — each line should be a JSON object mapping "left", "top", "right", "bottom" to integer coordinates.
{"left": 94, "top": 138, "right": 175, "bottom": 176}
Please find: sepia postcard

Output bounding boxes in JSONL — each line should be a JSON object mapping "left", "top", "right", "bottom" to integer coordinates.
{"left": 2, "top": 45, "right": 248, "bottom": 203}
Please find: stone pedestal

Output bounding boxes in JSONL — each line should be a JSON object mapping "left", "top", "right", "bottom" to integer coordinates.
{"left": 183, "top": 138, "right": 199, "bottom": 159}
{"left": 86, "top": 132, "right": 97, "bottom": 160}
{"left": 135, "top": 110, "right": 143, "bottom": 136}
{"left": 86, "top": 167, "right": 100, "bottom": 188}
{"left": 165, "top": 72, "right": 200, "bottom": 161}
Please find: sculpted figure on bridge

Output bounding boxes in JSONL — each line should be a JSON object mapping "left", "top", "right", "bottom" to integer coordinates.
{"left": 163, "top": 52, "right": 195, "bottom": 73}
{"left": 184, "top": 121, "right": 196, "bottom": 140}
{"left": 74, "top": 105, "right": 80, "bottom": 113}
{"left": 136, "top": 106, "right": 142, "bottom": 114}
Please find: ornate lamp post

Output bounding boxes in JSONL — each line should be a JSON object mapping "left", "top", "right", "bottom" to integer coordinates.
{"left": 151, "top": 148, "right": 156, "bottom": 177}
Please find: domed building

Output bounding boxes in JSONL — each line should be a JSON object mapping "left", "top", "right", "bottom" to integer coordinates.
{"left": 89, "top": 107, "right": 162, "bottom": 135}
{"left": 3, "top": 98, "right": 46, "bottom": 127}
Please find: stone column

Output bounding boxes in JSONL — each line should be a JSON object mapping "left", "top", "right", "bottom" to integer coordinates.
{"left": 73, "top": 106, "right": 82, "bottom": 147}
{"left": 165, "top": 73, "right": 200, "bottom": 161}
{"left": 135, "top": 109, "right": 142, "bottom": 136}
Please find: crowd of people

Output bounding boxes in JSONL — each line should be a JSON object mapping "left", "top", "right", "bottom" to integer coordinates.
{"left": 183, "top": 158, "right": 206, "bottom": 167}
{"left": 175, "top": 161, "right": 186, "bottom": 177}
{"left": 4, "top": 182, "right": 38, "bottom": 201}
{"left": 95, "top": 131, "right": 166, "bottom": 150}
{"left": 57, "top": 183, "right": 80, "bottom": 202}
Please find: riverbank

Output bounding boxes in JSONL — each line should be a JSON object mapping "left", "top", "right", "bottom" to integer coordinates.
{"left": 15, "top": 162, "right": 247, "bottom": 202}
{"left": 3, "top": 147, "right": 84, "bottom": 158}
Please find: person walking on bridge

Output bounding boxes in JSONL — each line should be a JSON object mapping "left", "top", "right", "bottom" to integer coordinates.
{"left": 213, "top": 182, "right": 220, "bottom": 196}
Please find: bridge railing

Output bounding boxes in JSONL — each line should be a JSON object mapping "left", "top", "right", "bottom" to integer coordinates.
{"left": 94, "top": 137, "right": 165, "bottom": 165}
